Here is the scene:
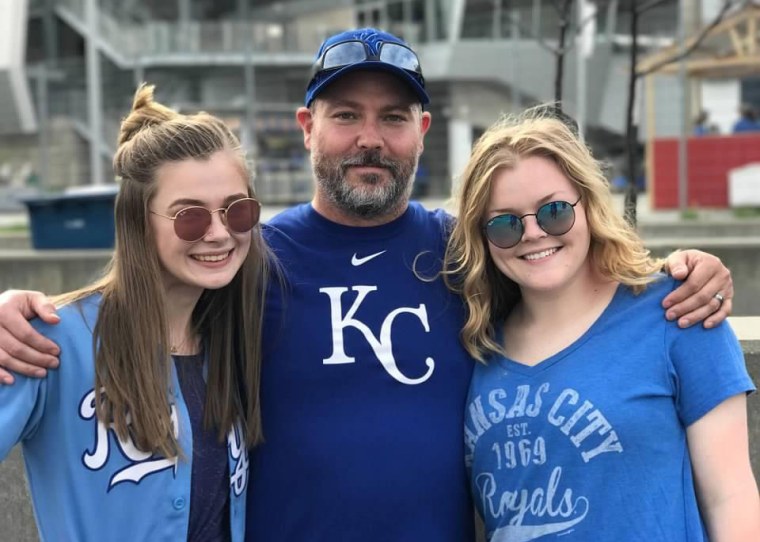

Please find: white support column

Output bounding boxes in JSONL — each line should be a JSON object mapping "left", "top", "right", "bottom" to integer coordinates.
{"left": 425, "top": 0, "right": 437, "bottom": 40}
{"left": 576, "top": 0, "right": 596, "bottom": 139}
{"left": 604, "top": 0, "right": 618, "bottom": 40}
{"left": 85, "top": 0, "right": 104, "bottom": 185}
{"left": 240, "top": 0, "right": 256, "bottom": 157}
{"left": 492, "top": 0, "right": 501, "bottom": 39}
{"left": 677, "top": 0, "right": 689, "bottom": 210}
{"left": 510, "top": 7, "right": 521, "bottom": 110}
{"left": 2, "top": 0, "right": 37, "bottom": 133}
{"left": 133, "top": 57, "right": 144, "bottom": 89}
{"left": 178, "top": 0, "right": 191, "bottom": 22}
{"left": 448, "top": 111, "right": 473, "bottom": 196}
{"left": 448, "top": 0, "right": 466, "bottom": 42}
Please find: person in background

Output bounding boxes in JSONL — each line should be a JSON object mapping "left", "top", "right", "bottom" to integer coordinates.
{"left": 732, "top": 103, "right": 760, "bottom": 133}
{"left": 0, "top": 29, "right": 736, "bottom": 541}
{"left": 693, "top": 109, "right": 711, "bottom": 136}
{"left": 0, "top": 84, "right": 269, "bottom": 541}
{"left": 446, "top": 107, "right": 759, "bottom": 541}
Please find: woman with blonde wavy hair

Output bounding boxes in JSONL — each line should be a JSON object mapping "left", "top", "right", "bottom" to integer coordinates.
{"left": 449, "top": 107, "right": 759, "bottom": 541}
{"left": 0, "top": 84, "right": 268, "bottom": 541}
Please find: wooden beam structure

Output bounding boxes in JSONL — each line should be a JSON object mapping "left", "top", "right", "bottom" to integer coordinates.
{"left": 637, "top": 3, "right": 760, "bottom": 78}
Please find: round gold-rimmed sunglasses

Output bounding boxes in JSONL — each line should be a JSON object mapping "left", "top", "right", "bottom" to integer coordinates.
{"left": 150, "top": 197, "right": 261, "bottom": 242}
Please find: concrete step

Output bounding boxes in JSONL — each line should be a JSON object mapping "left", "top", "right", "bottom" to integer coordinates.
{"left": 639, "top": 221, "right": 760, "bottom": 238}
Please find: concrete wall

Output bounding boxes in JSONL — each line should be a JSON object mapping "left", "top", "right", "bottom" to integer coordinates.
{"left": 0, "top": 448, "right": 38, "bottom": 541}
{"left": 0, "top": 116, "right": 94, "bottom": 192}
{"left": 646, "top": 238, "right": 760, "bottom": 317}
{"left": 638, "top": 221, "right": 760, "bottom": 239}
{"left": 0, "top": 233, "right": 30, "bottom": 249}
{"left": 0, "top": 249, "right": 111, "bottom": 294}
{"left": 1, "top": 237, "right": 758, "bottom": 313}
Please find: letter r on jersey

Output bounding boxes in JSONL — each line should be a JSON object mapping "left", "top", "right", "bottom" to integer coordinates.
{"left": 319, "top": 286, "right": 435, "bottom": 385}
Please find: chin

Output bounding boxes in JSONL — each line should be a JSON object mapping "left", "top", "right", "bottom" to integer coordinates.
{"left": 518, "top": 272, "right": 571, "bottom": 293}
{"left": 199, "top": 276, "right": 238, "bottom": 290}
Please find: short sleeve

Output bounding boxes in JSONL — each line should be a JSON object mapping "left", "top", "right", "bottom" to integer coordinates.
{"left": 667, "top": 319, "right": 755, "bottom": 426}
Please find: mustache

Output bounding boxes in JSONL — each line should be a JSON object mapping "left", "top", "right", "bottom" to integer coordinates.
{"left": 340, "top": 150, "right": 400, "bottom": 172}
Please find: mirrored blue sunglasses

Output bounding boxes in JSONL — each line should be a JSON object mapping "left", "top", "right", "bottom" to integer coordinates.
{"left": 310, "top": 40, "right": 422, "bottom": 79}
{"left": 484, "top": 196, "right": 582, "bottom": 249}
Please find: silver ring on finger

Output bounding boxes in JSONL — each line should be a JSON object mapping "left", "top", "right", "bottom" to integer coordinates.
{"left": 713, "top": 292, "right": 725, "bottom": 305}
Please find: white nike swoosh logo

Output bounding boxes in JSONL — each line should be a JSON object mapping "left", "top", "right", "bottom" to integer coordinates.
{"left": 351, "top": 250, "right": 387, "bottom": 266}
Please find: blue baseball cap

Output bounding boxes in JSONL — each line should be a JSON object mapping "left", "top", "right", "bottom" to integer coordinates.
{"left": 304, "top": 28, "right": 429, "bottom": 107}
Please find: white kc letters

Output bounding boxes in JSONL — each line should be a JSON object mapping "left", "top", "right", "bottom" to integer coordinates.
{"left": 227, "top": 421, "right": 249, "bottom": 496}
{"left": 319, "top": 285, "right": 435, "bottom": 385}
{"left": 79, "top": 389, "right": 178, "bottom": 490}
{"left": 80, "top": 389, "right": 249, "bottom": 492}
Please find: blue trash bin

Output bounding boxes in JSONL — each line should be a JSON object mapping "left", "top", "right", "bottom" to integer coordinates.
{"left": 22, "top": 185, "right": 119, "bottom": 249}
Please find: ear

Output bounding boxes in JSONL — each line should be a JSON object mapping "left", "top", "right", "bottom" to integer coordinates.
{"left": 418, "top": 110, "right": 432, "bottom": 153}
{"left": 420, "top": 110, "right": 432, "bottom": 136}
{"left": 295, "top": 106, "right": 314, "bottom": 150}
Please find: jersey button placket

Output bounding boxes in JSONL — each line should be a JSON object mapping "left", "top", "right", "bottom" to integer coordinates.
{"left": 172, "top": 497, "right": 187, "bottom": 510}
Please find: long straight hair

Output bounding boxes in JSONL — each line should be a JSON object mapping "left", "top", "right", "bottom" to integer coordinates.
{"left": 56, "top": 84, "right": 268, "bottom": 457}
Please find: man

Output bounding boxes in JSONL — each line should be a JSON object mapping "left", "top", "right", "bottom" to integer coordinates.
{"left": 0, "top": 28, "right": 734, "bottom": 541}
{"left": 247, "top": 28, "right": 475, "bottom": 540}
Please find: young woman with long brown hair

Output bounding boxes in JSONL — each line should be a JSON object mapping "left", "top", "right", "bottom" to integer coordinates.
{"left": 0, "top": 84, "right": 268, "bottom": 541}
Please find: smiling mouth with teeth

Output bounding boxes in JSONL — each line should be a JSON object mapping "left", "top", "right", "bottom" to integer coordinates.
{"left": 523, "top": 248, "right": 559, "bottom": 261}
{"left": 192, "top": 251, "right": 231, "bottom": 262}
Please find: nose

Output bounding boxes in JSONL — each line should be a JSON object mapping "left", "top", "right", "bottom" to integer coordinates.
{"left": 356, "top": 119, "right": 383, "bottom": 150}
{"left": 520, "top": 214, "right": 547, "bottom": 243}
{"left": 202, "top": 210, "right": 231, "bottom": 242}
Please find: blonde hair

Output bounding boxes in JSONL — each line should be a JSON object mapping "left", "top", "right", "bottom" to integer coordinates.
{"left": 55, "top": 84, "right": 269, "bottom": 456}
{"left": 444, "top": 106, "right": 663, "bottom": 361}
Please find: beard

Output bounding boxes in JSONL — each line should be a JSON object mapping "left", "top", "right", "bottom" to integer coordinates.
{"left": 312, "top": 147, "right": 419, "bottom": 220}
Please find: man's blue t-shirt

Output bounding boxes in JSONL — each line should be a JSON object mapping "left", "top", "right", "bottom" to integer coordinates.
{"left": 465, "top": 277, "right": 754, "bottom": 541}
{"left": 246, "top": 202, "right": 476, "bottom": 541}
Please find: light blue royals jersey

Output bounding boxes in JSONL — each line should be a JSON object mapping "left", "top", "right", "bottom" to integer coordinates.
{"left": 0, "top": 295, "right": 249, "bottom": 542}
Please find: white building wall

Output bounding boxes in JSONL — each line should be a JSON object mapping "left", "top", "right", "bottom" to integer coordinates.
{"left": 449, "top": 83, "right": 514, "bottom": 127}
{"left": 446, "top": 82, "right": 514, "bottom": 193}
{"left": 701, "top": 79, "right": 740, "bottom": 135}
{"left": 701, "top": 0, "right": 726, "bottom": 22}
{"left": 648, "top": 73, "right": 685, "bottom": 138}
{"left": 292, "top": 8, "right": 355, "bottom": 54}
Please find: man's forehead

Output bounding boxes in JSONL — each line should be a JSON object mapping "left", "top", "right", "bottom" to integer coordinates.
{"left": 315, "top": 71, "right": 419, "bottom": 107}
{"left": 318, "top": 95, "right": 418, "bottom": 112}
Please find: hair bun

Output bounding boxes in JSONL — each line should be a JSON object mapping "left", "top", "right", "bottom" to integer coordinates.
{"left": 117, "top": 83, "right": 178, "bottom": 146}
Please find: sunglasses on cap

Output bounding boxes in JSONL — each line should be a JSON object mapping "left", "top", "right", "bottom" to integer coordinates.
{"left": 310, "top": 40, "right": 422, "bottom": 79}
{"left": 484, "top": 196, "right": 582, "bottom": 249}
{"left": 151, "top": 197, "right": 261, "bottom": 242}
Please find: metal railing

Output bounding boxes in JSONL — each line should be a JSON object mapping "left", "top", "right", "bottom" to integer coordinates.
{"left": 56, "top": 0, "right": 331, "bottom": 59}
